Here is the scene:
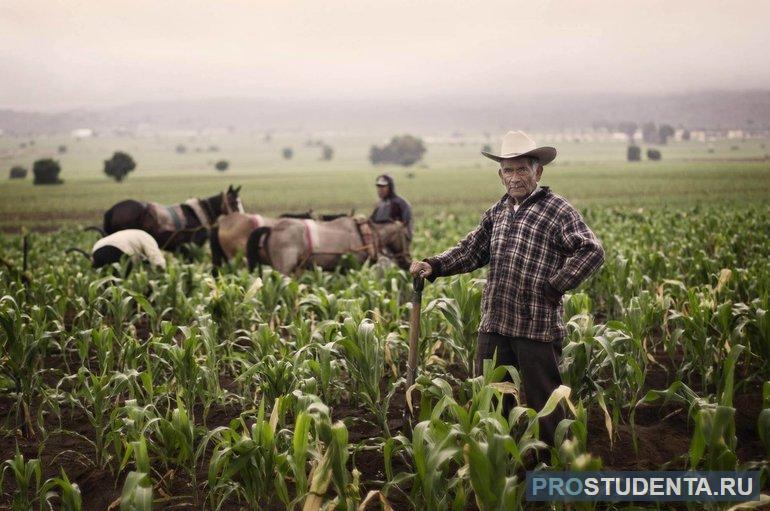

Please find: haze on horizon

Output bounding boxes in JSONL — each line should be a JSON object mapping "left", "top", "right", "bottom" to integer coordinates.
{"left": 2, "top": 0, "right": 769, "bottom": 112}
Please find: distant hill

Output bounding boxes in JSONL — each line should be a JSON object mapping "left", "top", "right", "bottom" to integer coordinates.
{"left": 2, "top": 90, "right": 769, "bottom": 135}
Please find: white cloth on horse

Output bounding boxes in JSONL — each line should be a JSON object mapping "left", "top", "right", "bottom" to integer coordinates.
{"left": 93, "top": 229, "right": 166, "bottom": 269}
{"left": 184, "top": 199, "right": 212, "bottom": 228}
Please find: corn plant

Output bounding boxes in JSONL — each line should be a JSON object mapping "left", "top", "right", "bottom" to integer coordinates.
{"left": 206, "top": 399, "right": 290, "bottom": 509}
{"left": 1, "top": 448, "right": 42, "bottom": 511}
{"left": 42, "top": 469, "right": 83, "bottom": 511}
{"left": 336, "top": 318, "right": 391, "bottom": 433}
{"left": 0, "top": 295, "right": 49, "bottom": 437}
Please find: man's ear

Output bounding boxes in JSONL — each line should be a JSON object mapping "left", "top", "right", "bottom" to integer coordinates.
{"left": 535, "top": 164, "right": 544, "bottom": 181}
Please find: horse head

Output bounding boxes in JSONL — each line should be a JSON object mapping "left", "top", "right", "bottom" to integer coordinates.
{"left": 224, "top": 184, "right": 244, "bottom": 215}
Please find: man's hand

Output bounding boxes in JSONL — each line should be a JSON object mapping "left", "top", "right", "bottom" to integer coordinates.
{"left": 410, "top": 260, "right": 433, "bottom": 278}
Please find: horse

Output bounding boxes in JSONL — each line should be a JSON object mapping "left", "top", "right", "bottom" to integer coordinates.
{"left": 244, "top": 216, "right": 411, "bottom": 275}
{"left": 210, "top": 212, "right": 278, "bottom": 267}
{"left": 210, "top": 210, "right": 354, "bottom": 268}
{"left": 99, "top": 185, "right": 244, "bottom": 252}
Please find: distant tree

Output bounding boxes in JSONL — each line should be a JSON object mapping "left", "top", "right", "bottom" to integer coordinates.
{"left": 369, "top": 135, "right": 426, "bottom": 166}
{"left": 321, "top": 144, "right": 334, "bottom": 161}
{"left": 642, "top": 122, "right": 658, "bottom": 143}
{"left": 175, "top": 144, "right": 187, "bottom": 154}
{"left": 617, "top": 122, "right": 637, "bottom": 142}
{"left": 215, "top": 160, "right": 229, "bottom": 171}
{"left": 58, "top": 145, "right": 67, "bottom": 154}
{"left": 627, "top": 145, "right": 641, "bottom": 162}
{"left": 658, "top": 124, "right": 675, "bottom": 145}
{"left": 33, "top": 158, "right": 63, "bottom": 185}
{"left": 282, "top": 147, "right": 293, "bottom": 160}
{"left": 104, "top": 151, "right": 136, "bottom": 182}
{"left": 9, "top": 166, "right": 27, "bottom": 179}
{"left": 208, "top": 145, "right": 220, "bottom": 152}
{"left": 647, "top": 149, "right": 662, "bottom": 161}
{"left": 681, "top": 129, "right": 691, "bottom": 141}
{"left": 482, "top": 144, "right": 492, "bottom": 153}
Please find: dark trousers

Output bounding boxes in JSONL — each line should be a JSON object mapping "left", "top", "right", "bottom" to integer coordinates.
{"left": 92, "top": 245, "right": 125, "bottom": 268}
{"left": 475, "top": 331, "right": 565, "bottom": 446}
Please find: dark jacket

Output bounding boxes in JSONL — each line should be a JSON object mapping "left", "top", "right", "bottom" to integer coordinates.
{"left": 370, "top": 175, "right": 413, "bottom": 240}
{"left": 426, "top": 187, "right": 604, "bottom": 341}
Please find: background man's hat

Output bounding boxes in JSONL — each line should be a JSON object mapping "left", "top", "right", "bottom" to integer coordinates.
{"left": 481, "top": 130, "right": 557, "bottom": 165}
{"left": 375, "top": 176, "right": 390, "bottom": 186}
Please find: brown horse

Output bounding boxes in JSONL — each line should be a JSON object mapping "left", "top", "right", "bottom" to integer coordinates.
{"left": 245, "top": 216, "right": 411, "bottom": 275}
{"left": 101, "top": 185, "right": 244, "bottom": 251}
{"left": 210, "top": 212, "right": 278, "bottom": 267}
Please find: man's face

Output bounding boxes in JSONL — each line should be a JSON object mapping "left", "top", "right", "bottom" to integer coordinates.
{"left": 377, "top": 184, "right": 390, "bottom": 199}
{"left": 498, "top": 156, "right": 543, "bottom": 201}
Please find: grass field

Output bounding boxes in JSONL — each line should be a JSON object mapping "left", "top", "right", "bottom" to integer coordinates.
{"left": 2, "top": 134, "right": 770, "bottom": 230}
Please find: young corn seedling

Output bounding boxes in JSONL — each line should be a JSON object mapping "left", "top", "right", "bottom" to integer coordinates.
{"left": 1, "top": 448, "right": 42, "bottom": 511}
{"left": 42, "top": 469, "right": 83, "bottom": 511}
{"left": 336, "top": 318, "right": 391, "bottom": 434}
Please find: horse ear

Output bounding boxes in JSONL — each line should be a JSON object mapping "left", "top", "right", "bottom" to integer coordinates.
{"left": 227, "top": 184, "right": 233, "bottom": 193}
{"left": 235, "top": 185, "right": 242, "bottom": 194}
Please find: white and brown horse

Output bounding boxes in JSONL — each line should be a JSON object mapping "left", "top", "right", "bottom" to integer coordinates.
{"left": 100, "top": 185, "right": 244, "bottom": 251}
{"left": 245, "top": 216, "right": 411, "bottom": 275}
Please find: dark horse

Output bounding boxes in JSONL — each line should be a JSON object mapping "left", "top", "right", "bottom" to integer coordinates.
{"left": 100, "top": 185, "right": 244, "bottom": 252}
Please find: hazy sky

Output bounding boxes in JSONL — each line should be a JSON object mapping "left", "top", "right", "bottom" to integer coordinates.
{"left": 2, "top": 0, "right": 769, "bottom": 111}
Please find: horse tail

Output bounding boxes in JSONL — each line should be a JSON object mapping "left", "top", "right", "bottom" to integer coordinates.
{"left": 209, "top": 226, "right": 226, "bottom": 267}
{"left": 246, "top": 226, "right": 271, "bottom": 272}
{"left": 66, "top": 247, "right": 91, "bottom": 260}
{"left": 84, "top": 226, "right": 105, "bottom": 236}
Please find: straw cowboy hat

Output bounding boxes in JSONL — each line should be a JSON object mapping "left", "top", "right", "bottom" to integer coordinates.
{"left": 481, "top": 130, "right": 557, "bottom": 165}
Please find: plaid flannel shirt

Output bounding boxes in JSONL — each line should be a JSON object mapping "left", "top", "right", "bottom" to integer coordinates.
{"left": 426, "top": 187, "right": 604, "bottom": 341}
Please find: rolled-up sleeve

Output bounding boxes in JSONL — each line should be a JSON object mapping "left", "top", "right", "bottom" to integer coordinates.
{"left": 426, "top": 209, "right": 492, "bottom": 279}
{"left": 548, "top": 207, "right": 604, "bottom": 292}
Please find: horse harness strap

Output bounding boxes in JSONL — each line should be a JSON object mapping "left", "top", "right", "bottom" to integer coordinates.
{"left": 184, "top": 199, "right": 212, "bottom": 228}
{"left": 249, "top": 214, "right": 265, "bottom": 230}
{"left": 354, "top": 218, "right": 379, "bottom": 261}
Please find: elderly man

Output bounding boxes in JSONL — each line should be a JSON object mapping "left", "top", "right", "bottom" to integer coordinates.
{"left": 371, "top": 174, "right": 413, "bottom": 240}
{"left": 410, "top": 130, "right": 604, "bottom": 445}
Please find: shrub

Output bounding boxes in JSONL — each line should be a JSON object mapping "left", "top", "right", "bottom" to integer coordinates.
{"left": 215, "top": 160, "right": 229, "bottom": 171}
{"left": 482, "top": 144, "right": 492, "bottom": 153}
{"left": 58, "top": 145, "right": 67, "bottom": 154}
{"left": 647, "top": 149, "right": 662, "bottom": 161}
{"left": 369, "top": 135, "right": 426, "bottom": 166}
{"left": 627, "top": 145, "right": 641, "bottom": 162}
{"left": 104, "top": 151, "right": 136, "bottom": 182}
{"left": 175, "top": 144, "right": 187, "bottom": 154}
{"left": 32, "top": 158, "right": 63, "bottom": 185}
{"left": 321, "top": 145, "right": 334, "bottom": 161}
{"left": 282, "top": 147, "right": 293, "bottom": 160}
{"left": 9, "top": 166, "right": 27, "bottom": 179}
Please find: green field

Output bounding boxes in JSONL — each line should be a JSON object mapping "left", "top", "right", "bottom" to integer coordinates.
{"left": 1, "top": 132, "right": 770, "bottom": 508}
{"left": 2, "top": 134, "right": 770, "bottom": 230}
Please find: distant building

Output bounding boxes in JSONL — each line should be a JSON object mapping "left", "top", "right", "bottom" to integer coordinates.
{"left": 71, "top": 128, "right": 94, "bottom": 139}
